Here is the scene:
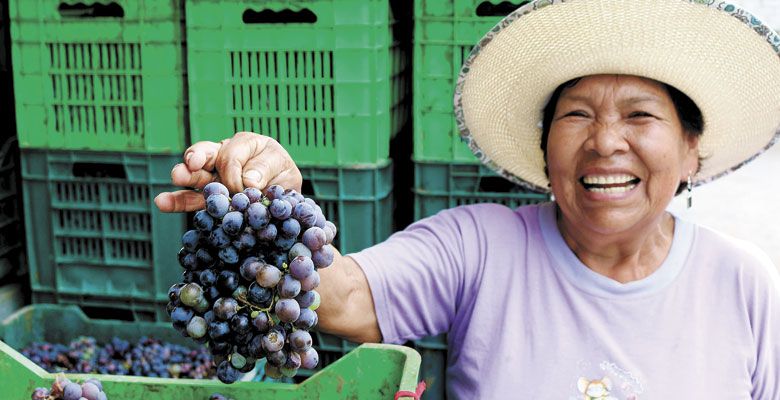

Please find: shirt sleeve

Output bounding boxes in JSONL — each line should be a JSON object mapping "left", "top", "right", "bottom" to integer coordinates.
{"left": 347, "top": 204, "right": 500, "bottom": 344}
{"left": 749, "top": 248, "right": 780, "bottom": 399}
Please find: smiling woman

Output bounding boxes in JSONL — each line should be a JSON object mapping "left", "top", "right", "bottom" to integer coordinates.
{"left": 156, "top": 0, "right": 780, "bottom": 398}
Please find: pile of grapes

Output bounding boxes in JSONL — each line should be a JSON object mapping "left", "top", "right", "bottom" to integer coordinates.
{"left": 168, "top": 183, "right": 336, "bottom": 383}
{"left": 21, "top": 336, "right": 214, "bottom": 378}
{"left": 31, "top": 375, "right": 107, "bottom": 400}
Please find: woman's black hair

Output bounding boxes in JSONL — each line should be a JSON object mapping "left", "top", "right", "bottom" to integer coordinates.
{"left": 540, "top": 77, "right": 704, "bottom": 195}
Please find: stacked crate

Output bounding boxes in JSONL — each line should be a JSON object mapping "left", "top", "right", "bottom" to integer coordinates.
{"left": 10, "top": 0, "right": 188, "bottom": 321}
{"left": 412, "top": 1, "right": 550, "bottom": 398}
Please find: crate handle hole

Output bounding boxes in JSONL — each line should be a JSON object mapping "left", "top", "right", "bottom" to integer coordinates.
{"left": 58, "top": 2, "right": 124, "bottom": 18}
{"left": 80, "top": 306, "right": 139, "bottom": 322}
{"left": 72, "top": 162, "right": 128, "bottom": 179}
{"left": 242, "top": 8, "right": 317, "bottom": 24}
{"left": 479, "top": 176, "right": 518, "bottom": 193}
{"left": 475, "top": 1, "right": 529, "bottom": 17}
{"left": 300, "top": 179, "right": 315, "bottom": 197}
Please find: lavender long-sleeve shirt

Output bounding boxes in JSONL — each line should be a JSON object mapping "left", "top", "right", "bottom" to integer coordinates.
{"left": 349, "top": 203, "right": 780, "bottom": 399}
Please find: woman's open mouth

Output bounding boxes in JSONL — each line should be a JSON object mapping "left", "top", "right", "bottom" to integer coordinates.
{"left": 580, "top": 174, "right": 641, "bottom": 194}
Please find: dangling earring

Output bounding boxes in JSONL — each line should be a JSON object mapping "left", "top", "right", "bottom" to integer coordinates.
{"left": 686, "top": 173, "right": 693, "bottom": 209}
{"left": 548, "top": 182, "right": 555, "bottom": 202}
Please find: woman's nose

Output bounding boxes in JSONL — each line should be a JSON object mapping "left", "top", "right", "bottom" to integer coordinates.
{"left": 582, "top": 120, "right": 630, "bottom": 157}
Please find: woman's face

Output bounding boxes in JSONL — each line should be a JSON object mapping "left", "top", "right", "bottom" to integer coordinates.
{"left": 546, "top": 75, "right": 699, "bottom": 235}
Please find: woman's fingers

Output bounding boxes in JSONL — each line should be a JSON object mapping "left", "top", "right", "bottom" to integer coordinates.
{"left": 154, "top": 190, "right": 206, "bottom": 213}
{"left": 171, "top": 163, "right": 217, "bottom": 189}
{"left": 184, "top": 140, "right": 223, "bottom": 172}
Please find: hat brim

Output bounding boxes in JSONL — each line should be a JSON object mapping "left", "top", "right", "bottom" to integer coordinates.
{"left": 454, "top": 0, "right": 780, "bottom": 193}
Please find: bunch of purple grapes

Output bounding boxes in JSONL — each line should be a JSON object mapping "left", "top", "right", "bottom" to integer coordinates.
{"left": 168, "top": 182, "right": 336, "bottom": 383}
{"left": 31, "top": 375, "right": 107, "bottom": 400}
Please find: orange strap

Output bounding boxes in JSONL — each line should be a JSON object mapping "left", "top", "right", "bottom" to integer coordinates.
{"left": 394, "top": 381, "right": 427, "bottom": 400}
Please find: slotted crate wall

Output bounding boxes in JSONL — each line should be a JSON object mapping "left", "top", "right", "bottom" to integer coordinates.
{"left": 414, "top": 161, "right": 548, "bottom": 220}
{"left": 9, "top": 0, "right": 186, "bottom": 153}
{"left": 0, "top": 138, "right": 24, "bottom": 282}
{"left": 413, "top": 0, "right": 527, "bottom": 163}
{"left": 22, "top": 149, "right": 187, "bottom": 321}
{"left": 186, "top": 0, "right": 410, "bottom": 166}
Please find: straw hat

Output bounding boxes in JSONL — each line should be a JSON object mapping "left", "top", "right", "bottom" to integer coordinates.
{"left": 454, "top": 0, "right": 780, "bottom": 193}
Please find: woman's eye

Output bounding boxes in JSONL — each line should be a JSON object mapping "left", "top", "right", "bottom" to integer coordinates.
{"left": 629, "top": 111, "right": 654, "bottom": 118}
{"left": 563, "top": 111, "right": 588, "bottom": 118}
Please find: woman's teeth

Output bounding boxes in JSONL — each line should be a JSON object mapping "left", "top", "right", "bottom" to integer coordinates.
{"left": 581, "top": 174, "right": 639, "bottom": 193}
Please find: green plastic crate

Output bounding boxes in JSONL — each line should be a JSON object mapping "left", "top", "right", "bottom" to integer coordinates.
{"left": 0, "top": 305, "right": 423, "bottom": 400}
{"left": 21, "top": 149, "right": 187, "bottom": 321}
{"left": 413, "top": 0, "right": 528, "bottom": 162}
{"left": 0, "top": 137, "right": 24, "bottom": 281}
{"left": 9, "top": 0, "right": 186, "bottom": 152}
{"left": 301, "top": 161, "right": 394, "bottom": 254}
{"left": 0, "top": 284, "right": 23, "bottom": 321}
{"left": 414, "top": 161, "right": 549, "bottom": 220}
{"left": 186, "top": 0, "right": 410, "bottom": 166}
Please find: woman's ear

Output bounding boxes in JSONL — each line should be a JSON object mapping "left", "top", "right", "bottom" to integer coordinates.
{"left": 682, "top": 134, "right": 700, "bottom": 180}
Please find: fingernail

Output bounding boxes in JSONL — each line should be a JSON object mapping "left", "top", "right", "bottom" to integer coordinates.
{"left": 185, "top": 152, "right": 193, "bottom": 164}
{"left": 244, "top": 170, "right": 262, "bottom": 183}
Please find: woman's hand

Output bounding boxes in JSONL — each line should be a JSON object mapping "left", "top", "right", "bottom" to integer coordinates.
{"left": 154, "top": 131, "right": 303, "bottom": 213}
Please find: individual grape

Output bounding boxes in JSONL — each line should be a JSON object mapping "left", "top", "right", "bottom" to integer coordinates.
{"left": 181, "top": 270, "right": 199, "bottom": 284}
{"left": 63, "top": 382, "right": 82, "bottom": 400}
{"left": 308, "top": 291, "right": 321, "bottom": 311}
{"left": 221, "top": 211, "right": 245, "bottom": 236}
{"left": 270, "top": 252, "right": 288, "bottom": 269}
{"left": 218, "top": 246, "right": 240, "bottom": 265}
{"left": 252, "top": 312, "right": 272, "bottom": 334}
{"left": 302, "top": 227, "right": 327, "bottom": 251}
{"left": 265, "top": 363, "right": 283, "bottom": 379}
{"left": 247, "top": 283, "right": 273, "bottom": 307}
{"left": 199, "top": 269, "right": 218, "bottom": 287}
{"left": 280, "top": 351, "right": 301, "bottom": 376}
{"left": 255, "top": 223, "right": 277, "bottom": 242}
{"left": 239, "top": 260, "right": 263, "bottom": 282}
{"left": 265, "top": 185, "right": 285, "bottom": 200}
{"left": 194, "top": 296, "right": 211, "bottom": 314}
{"left": 203, "top": 182, "right": 229, "bottom": 199}
{"left": 180, "top": 283, "right": 204, "bottom": 308}
{"left": 313, "top": 211, "right": 326, "bottom": 229}
{"left": 275, "top": 299, "right": 301, "bottom": 323}
{"left": 84, "top": 379, "right": 103, "bottom": 392}
{"left": 212, "top": 297, "right": 238, "bottom": 321}
{"left": 289, "top": 330, "right": 312, "bottom": 350}
{"left": 300, "top": 270, "right": 320, "bottom": 292}
{"left": 216, "top": 360, "right": 239, "bottom": 384}
{"left": 216, "top": 270, "right": 240, "bottom": 294}
{"left": 246, "top": 203, "right": 270, "bottom": 230}
{"left": 209, "top": 394, "right": 229, "bottom": 400}
{"left": 208, "top": 227, "right": 232, "bottom": 249}
{"left": 277, "top": 275, "right": 301, "bottom": 299}
{"left": 238, "top": 358, "right": 256, "bottom": 373}
{"left": 178, "top": 247, "right": 188, "bottom": 267}
{"left": 206, "top": 194, "right": 230, "bottom": 218}
{"left": 168, "top": 283, "right": 185, "bottom": 303}
{"left": 324, "top": 221, "right": 337, "bottom": 243}
{"left": 181, "top": 230, "right": 200, "bottom": 252}
{"left": 230, "top": 352, "right": 247, "bottom": 369}
{"left": 312, "top": 245, "right": 335, "bottom": 269}
{"left": 204, "top": 285, "right": 221, "bottom": 302}
{"left": 266, "top": 350, "right": 287, "bottom": 367}
{"left": 274, "top": 235, "right": 296, "bottom": 251}
{"left": 193, "top": 210, "right": 215, "bottom": 232}
{"left": 295, "top": 308, "right": 318, "bottom": 330}
{"left": 31, "top": 388, "right": 49, "bottom": 400}
{"left": 288, "top": 242, "right": 312, "bottom": 260}
{"left": 280, "top": 218, "right": 301, "bottom": 238}
{"left": 261, "top": 329, "right": 285, "bottom": 353}
{"left": 230, "top": 192, "right": 250, "bottom": 212}
{"left": 196, "top": 248, "right": 216, "bottom": 268}
{"left": 187, "top": 316, "right": 208, "bottom": 339}
{"left": 229, "top": 314, "right": 251, "bottom": 335}
{"left": 210, "top": 340, "right": 232, "bottom": 356}
{"left": 256, "top": 265, "right": 282, "bottom": 288}
{"left": 292, "top": 202, "right": 317, "bottom": 228}
{"left": 243, "top": 187, "right": 263, "bottom": 203}
{"left": 269, "top": 199, "right": 293, "bottom": 220}
{"left": 170, "top": 307, "right": 194, "bottom": 327}
{"left": 285, "top": 189, "right": 304, "bottom": 203}
{"left": 181, "top": 252, "right": 199, "bottom": 271}
{"left": 233, "top": 231, "right": 257, "bottom": 253}
{"left": 232, "top": 285, "right": 248, "bottom": 301}
{"left": 298, "top": 347, "right": 319, "bottom": 370}
{"left": 295, "top": 290, "right": 317, "bottom": 309}
{"left": 208, "top": 321, "right": 232, "bottom": 342}
{"left": 289, "top": 256, "right": 315, "bottom": 280}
